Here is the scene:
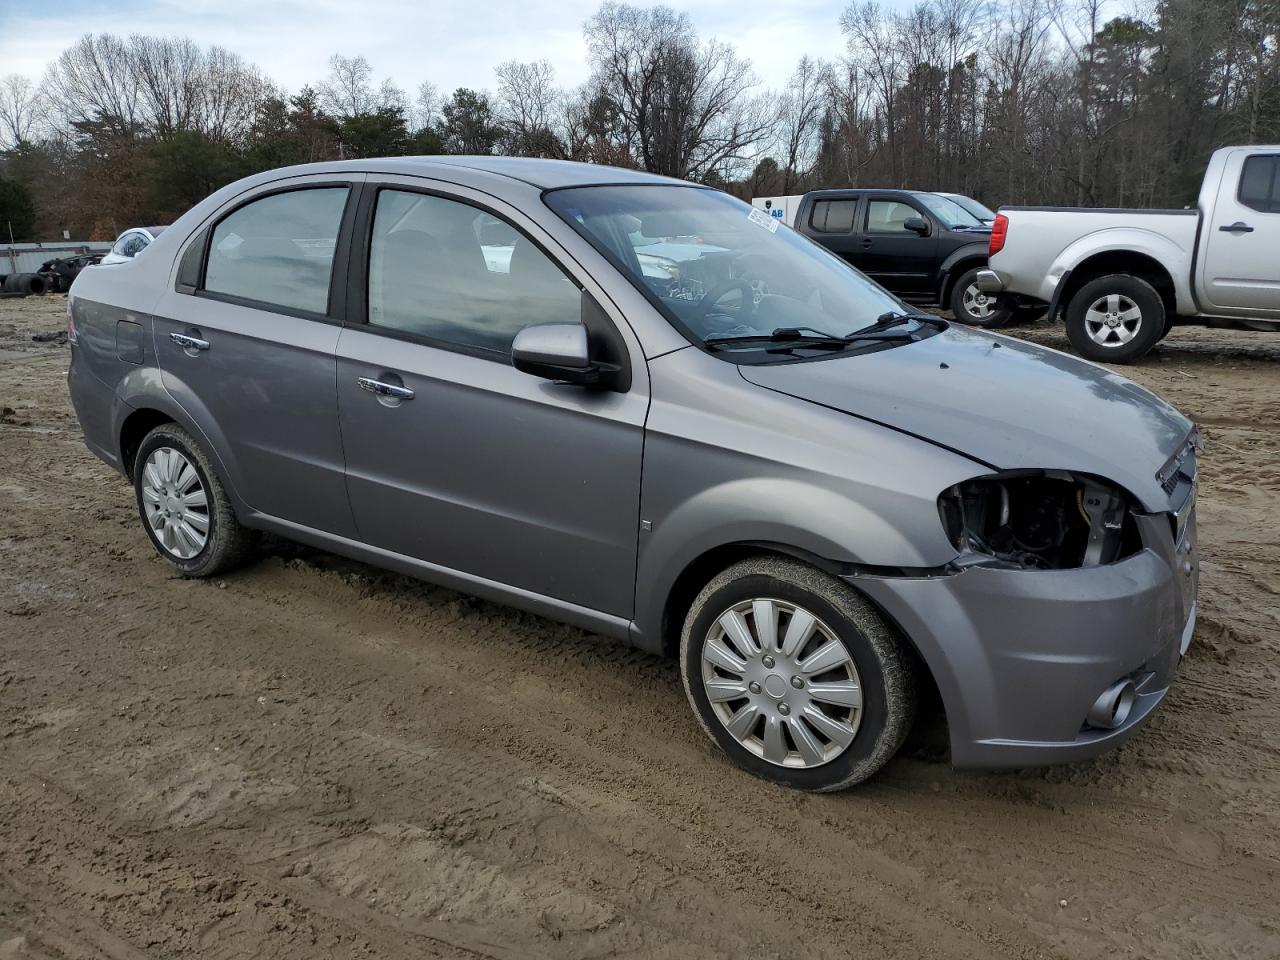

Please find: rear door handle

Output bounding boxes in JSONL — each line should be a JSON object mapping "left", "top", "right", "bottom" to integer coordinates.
{"left": 1219, "top": 221, "right": 1254, "bottom": 234}
{"left": 357, "top": 377, "right": 415, "bottom": 400}
{"left": 169, "top": 332, "right": 210, "bottom": 351}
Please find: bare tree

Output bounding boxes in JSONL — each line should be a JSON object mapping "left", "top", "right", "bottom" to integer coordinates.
{"left": 0, "top": 74, "right": 42, "bottom": 147}
{"left": 43, "top": 34, "right": 145, "bottom": 138}
{"left": 495, "top": 59, "right": 564, "bottom": 156}
{"left": 584, "top": 2, "right": 775, "bottom": 181}
{"left": 776, "top": 56, "right": 829, "bottom": 192}
{"left": 320, "top": 54, "right": 405, "bottom": 119}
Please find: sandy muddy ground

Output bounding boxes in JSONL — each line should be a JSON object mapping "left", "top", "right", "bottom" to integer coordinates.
{"left": 1, "top": 295, "right": 1277, "bottom": 959}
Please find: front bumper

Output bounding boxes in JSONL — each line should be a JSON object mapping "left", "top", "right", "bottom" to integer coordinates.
{"left": 851, "top": 511, "right": 1198, "bottom": 769}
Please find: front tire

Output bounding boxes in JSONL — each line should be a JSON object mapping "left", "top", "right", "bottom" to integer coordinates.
{"left": 133, "top": 423, "right": 254, "bottom": 577}
{"left": 680, "top": 557, "right": 916, "bottom": 791}
{"left": 1064, "top": 274, "right": 1165, "bottom": 363}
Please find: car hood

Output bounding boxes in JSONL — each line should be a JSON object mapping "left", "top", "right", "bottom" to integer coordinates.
{"left": 738, "top": 325, "right": 1194, "bottom": 511}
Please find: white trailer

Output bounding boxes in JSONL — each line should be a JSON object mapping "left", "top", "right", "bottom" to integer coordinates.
{"left": 750, "top": 195, "right": 804, "bottom": 227}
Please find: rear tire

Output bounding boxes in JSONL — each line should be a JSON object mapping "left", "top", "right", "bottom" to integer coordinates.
{"left": 133, "top": 423, "right": 254, "bottom": 578}
{"left": 679, "top": 556, "right": 916, "bottom": 791}
{"left": 949, "top": 267, "right": 1008, "bottom": 327}
{"left": 1064, "top": 274, "right": 1165, "bottom": 363}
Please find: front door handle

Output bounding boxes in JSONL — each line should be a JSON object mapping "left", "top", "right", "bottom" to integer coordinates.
{"left": 169, "top": 332, "right": 210, "bottom": 351}
{"left": 357, "top": 377, "right": 415, "bottom": 400}
{"left": 1219, "top": 221, "right": 1254, "bottom": 234}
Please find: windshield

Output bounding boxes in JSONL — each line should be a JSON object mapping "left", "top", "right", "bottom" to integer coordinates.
{"left": 544, "top": 185, "right": 907, "bottom": 359}
{"left": 917, "top": 194, "right": 985, "bottom": 228}
{"left": 936, "top": 194, "right": 995, "bottom": 223}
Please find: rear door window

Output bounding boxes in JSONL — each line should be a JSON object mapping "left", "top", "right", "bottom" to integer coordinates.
{"left": 203, "top": 187, "right": 349, "bottom": 315}
{"left": 1239, "top": 155, "right": 1280, "bottom": 213}
{"left": 809, "top": 199, "right": 857, "bottom": 233}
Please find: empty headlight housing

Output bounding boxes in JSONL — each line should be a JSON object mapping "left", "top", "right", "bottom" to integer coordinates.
{"left": 938, "top": 471, "right": 1141, "bottom": 569}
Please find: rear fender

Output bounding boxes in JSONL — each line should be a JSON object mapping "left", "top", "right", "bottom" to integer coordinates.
{"left": 1051, "top": 230, "right": 1193, "bottom": 314}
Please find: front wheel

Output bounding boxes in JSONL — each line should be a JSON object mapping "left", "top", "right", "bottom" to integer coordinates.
{"left": 680, "top": 557, "right": 916, "bottom": 791}
{"left": 1064, "top": 274, "right": 1166, "bottom": 363}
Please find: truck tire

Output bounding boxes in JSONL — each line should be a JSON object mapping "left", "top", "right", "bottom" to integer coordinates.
{"left": 949, "top": 268, "right": 1009, "bottom": 327}
{"left": 1064, "top": 274, "right": 1166, "bottom": 364}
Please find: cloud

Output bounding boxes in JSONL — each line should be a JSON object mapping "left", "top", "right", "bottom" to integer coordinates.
{"left": 0, "top": 0, "right": 856, "bottom": 94}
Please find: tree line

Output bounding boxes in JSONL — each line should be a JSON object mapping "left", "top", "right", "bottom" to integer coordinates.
{"left": 0, "top": 0, "right": 1277, "bottom": 241}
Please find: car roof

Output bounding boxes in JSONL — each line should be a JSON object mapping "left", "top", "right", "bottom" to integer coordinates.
{"left": 342, "top": 156, "right": 689, "bottom": 190}
{"left": 802, "top": 188, "right": 923, "bottom": 200}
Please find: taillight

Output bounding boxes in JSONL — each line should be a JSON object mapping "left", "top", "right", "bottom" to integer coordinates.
{"left": 66, "top": 301, "right": 77, "bottom": 344}
{"left": 989, "top": 214, "right": 1008, "bottom": 256}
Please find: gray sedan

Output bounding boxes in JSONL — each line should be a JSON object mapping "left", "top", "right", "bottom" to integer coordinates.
{"left": 65, "top": 157, "right": 1199, "bottom": 790}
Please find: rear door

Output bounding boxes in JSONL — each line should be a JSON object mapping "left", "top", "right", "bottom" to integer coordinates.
{"left": 1200, "top": 150, "right": 1280, "bottom": 316}
{"left": 334, "top": 179, "right": 648, "bottom": 616}
{"left": 855, "top": 195, "right": 939, "bottom": 298}
{"left": 802, "top": 195, "right": 862, "bottom": 265}
{"left": 152, "top": 175, "right": 362, "bottom": 535}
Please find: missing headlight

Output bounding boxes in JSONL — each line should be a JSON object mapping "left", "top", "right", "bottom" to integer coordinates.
{"left": 938, "top": 472, "right": 1140, "bottom": 569}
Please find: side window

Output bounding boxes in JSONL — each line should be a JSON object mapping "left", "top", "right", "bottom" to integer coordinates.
{"left": 809, "top": 199, "right": 856, "bottom": 233}
{"left": 368, "top": 189, "right": 580, "bottom": 357}
{"left": 203, "top": 187, "right": 349, "bottom": 314}
{"left": 866, "top": 200, "right": 922, "bottom": 233}
{"left": 1239, "top": 155, "right": 1280, "bottom": 213}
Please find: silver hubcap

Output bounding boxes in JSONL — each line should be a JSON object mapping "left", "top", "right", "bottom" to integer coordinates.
{"left": 701, "top": 598, "right": 863, "bottom": 769}
{"left": 1084, "top": 293, "right": 1142, "bottom": 346}
{"left": 962, "top": 283, "right": 993, "bottom": 320}
{"left": 141, "top": 447, "right": 210, "bottom": 559}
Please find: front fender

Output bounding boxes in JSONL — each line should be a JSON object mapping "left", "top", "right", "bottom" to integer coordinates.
{"left": 631, "top": 475, "right": 960, "bottom": 650}
{"left": 938, "top": 242, "right": 990, "bottom": 295}
{"left": 1049, "top": 229, "right": 1195, "bottom": 314}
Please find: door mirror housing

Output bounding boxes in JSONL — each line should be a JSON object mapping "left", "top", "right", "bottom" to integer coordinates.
{"left": 512, "top": 323, "right": 620, "bottom": 389}
{"left": 903, "top": 216, "right": 930, "bottom": 235}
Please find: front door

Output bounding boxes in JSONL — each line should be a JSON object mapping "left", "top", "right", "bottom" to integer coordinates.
{"left": 152, "top": 179, "right": 360, "bottom": 535}
{"left": 1200, "top": 150, "right": 1280, "bottom": 316}
{"left": 855, "top": 196, "right": 939, "bottom": 298}
{"left": 335, "top": 184, "right": 647, "bottom": 616}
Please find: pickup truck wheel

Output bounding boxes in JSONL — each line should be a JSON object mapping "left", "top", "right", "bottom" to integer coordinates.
{"left": 949, "top": 268, "right": 1008, "bottom": 327}
{"left": 680, "top": 557, "right": 916, "bottom": 791}
{"left": 1065, "top": 274, "right": 1165, "bottom": 364}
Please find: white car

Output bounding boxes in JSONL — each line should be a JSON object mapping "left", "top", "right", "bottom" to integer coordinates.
{"left": 100, "top": 226, "right": 167, "bottom": 265}
{"left": 979, "top": 145, "right": 1280, "bottom": 362}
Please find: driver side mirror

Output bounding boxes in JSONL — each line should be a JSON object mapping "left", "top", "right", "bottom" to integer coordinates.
{"left": 903, "top": 217, "right": 930, "bottom": 236}
{"left": 512, "top": 323, "right": 621, "bottom": 389}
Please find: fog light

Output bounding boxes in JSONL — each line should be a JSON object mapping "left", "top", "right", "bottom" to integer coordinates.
{"left": 1086, "top": 679, "right": 1136, "bottom": 730}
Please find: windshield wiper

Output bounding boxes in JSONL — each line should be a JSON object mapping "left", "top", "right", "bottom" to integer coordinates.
{"left": 704, "top": 325, "right": 912, "bottom": 352}
{"left": 863, "top": 311, "right": 948, "bottom": 333}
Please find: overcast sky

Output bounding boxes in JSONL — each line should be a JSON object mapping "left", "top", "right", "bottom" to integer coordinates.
{"left": 0, "top": 0, "right": 865, "bottom": 98}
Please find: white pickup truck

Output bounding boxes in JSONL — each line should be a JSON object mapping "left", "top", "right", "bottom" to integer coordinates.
{"left": 977, "top": 145, "right": 1280, "bottom": 363}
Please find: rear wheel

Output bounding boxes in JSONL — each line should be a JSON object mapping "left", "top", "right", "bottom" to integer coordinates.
{"left": 1064, "top": 274, "right": 1165, "bottom": 363}
{"left": 133, "top": 423, "right": 254, "bottom": 577}
{"left": 679, "top": 557, "right": 916, "bottom": 791}
{"left": 949, "top": 267, "right": 1008, "bottom": 327}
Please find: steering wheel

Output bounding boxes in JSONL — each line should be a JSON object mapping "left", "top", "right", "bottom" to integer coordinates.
{"left": 697, "top": 278, "right": 756, "bottom": 321}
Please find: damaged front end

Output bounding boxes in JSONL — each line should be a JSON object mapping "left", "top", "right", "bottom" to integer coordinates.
{"left": 937, "top": 471, "right": 1143, "bottom": 570}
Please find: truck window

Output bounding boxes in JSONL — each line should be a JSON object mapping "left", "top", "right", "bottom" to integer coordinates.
{"left": 866, "top": 200, "right": 921, "bottom": 233}
{"left": 809, "top": 199, "right": 857, "bottom": 233}
{"left": 1239, "top": 155, "right": 1280, "bottom": 213}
